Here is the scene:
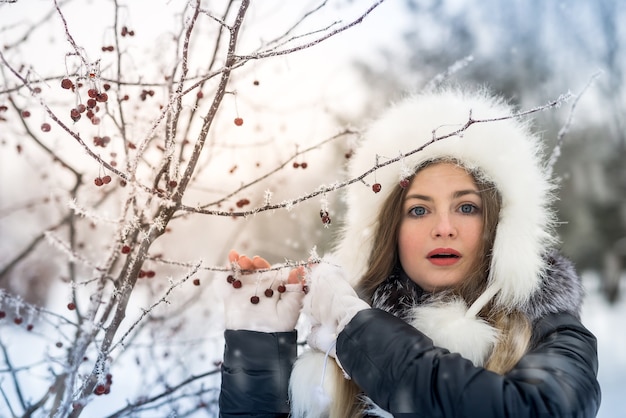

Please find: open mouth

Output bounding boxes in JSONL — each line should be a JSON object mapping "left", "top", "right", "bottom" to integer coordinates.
{"left": 427, "top": 249, "right": 461, "bottom": 266}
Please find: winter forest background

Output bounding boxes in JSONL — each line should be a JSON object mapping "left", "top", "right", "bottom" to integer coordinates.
{"left": 0, "top": 0, "right": 624, "bottom": 417}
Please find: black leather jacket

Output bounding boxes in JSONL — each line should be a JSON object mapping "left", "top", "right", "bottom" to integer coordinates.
{"left": 219, "top": 308, "right": 600, "bottom": 417}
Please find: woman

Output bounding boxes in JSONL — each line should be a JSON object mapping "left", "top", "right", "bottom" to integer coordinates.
{"left": 218, "top": 88, "right": 601, "bottom": 417}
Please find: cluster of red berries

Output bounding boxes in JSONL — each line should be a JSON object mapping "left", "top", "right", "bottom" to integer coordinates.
{"left": 120, "top": 26, "right": 135, "bottom": 37}
{"left": 0, "top": 310, "right": 34, "bottom": 331}
{"left": 94, "top": 175, "right": 112, "bottom": 186}
{"left": 140, "top": 89, "right": 155, "bottom": 101}
{"left": 320, "top": 210, "right": 331, "bottom": 225}
{"left": 93, "top": 374, "right": 113, "bottom": 396}
{"left": 60, "top": 79, "right": 110, "bottom": 125}
{"left": 101, "top": 45, "right": 115, "bottom": 52}
{"left": 293, "top": 162, "right": 308, "bottom": 169}
{"left": 93, "top": 135, "right": 111, "bottom": 147}
{"left": 227, "top": 274, "right": 288, "bottom": 304}
{"left": 138, "top": 269, "right": 156, "bottom": 279}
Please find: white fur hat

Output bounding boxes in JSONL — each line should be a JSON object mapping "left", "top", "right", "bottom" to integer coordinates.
{"left": 332, "top": 88, "right": 557, "bottom": 311}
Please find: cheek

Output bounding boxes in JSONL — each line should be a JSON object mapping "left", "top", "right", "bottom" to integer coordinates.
{"left": 464, "top": 221, "right": 484, "bottom": 251}
{"left": 398, "top": 222, "right": 425, "bottom": 256}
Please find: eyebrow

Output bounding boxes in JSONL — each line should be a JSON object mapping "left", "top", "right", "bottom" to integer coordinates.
{"left": 404, "top": 189, "right": 481, "bottom": 202}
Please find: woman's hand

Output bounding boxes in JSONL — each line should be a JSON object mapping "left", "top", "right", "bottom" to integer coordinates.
{"left": 302, "top": 257, "right": 370, "bottom": 357}
{"left": 220, "top": 249, "right": 306, "bottom": 333}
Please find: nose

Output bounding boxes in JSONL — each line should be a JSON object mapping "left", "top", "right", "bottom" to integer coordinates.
{"left": 432, "top": 213, "right": 457, "bottom": 238}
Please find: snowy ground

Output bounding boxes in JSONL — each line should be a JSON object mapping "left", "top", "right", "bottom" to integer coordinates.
{"left": 580, "top": 272, "right": 626, "bottom": 418}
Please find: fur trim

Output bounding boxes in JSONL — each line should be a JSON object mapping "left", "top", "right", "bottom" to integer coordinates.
{"left": 289, "top": 350, "right": 339, "bottom": 418}
{"left": 525, "top": 250, "right": 585, "bottom": 321}
{"left": 409, "top": 298, "right": 499, "bottom": 366}
{"left": 332, "top": 88, "right": 558, "bottom": 311}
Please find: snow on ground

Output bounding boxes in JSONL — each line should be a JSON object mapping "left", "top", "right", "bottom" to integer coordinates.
{"left": 581, "top": 272, "right": 626, "bottom": 418}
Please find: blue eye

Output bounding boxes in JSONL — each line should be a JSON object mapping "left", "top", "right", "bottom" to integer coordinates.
{"left": 409, "top": 206, "right": 427, "bottom": 217}
{"left": 459, "top": 203, "right": 477, "bottom": 214}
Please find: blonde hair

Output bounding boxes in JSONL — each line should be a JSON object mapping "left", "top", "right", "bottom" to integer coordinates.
{"left": 331, "top": 160, "right": 531, "bottom": 417}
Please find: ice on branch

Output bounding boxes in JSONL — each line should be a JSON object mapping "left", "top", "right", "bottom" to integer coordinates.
{"left": 68, "top": 198, "right": 121, "bottom": 225}
{"left": 44, "top": 231, "right": 104, "bottom": 272}
{"left": 264, "top": 189, "right": 273, "bottom": 206}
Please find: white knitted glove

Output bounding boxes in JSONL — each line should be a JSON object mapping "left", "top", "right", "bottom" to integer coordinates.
{"left": 220, "top": 250, "right": 306, "bottom": 333}
{"left": 302, "top": 257, "right": 370, "bottom": 356}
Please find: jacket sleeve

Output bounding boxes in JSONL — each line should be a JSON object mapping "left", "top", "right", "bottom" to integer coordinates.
{"left": 219, "top": 329, "right": 297, "bottom": 418}
{"left": 336, "top": 309, "right": 601, "bottom": 417}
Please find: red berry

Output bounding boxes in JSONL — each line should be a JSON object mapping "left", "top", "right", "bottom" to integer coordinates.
{"left": 55, "top": 341, "right": 63, "bottom": 348}
{"left": 236, "top": 198, "right": 250, "bottom": 208}
{"left": 0, "top": 311, "right": 5, "bottom": 319}
{"left": 293, "top": 162, "right": 300, "bottom": 168}
{"left": 67, "top": 302, "right": 76, "bottom": 310}
{"left": 253, "top": 80, "right": 260, "bottom": 86}
{"left": 102, "top": 175, "right": 112, "bottom": 184}
{"left": 193, "top": 278, "right": 200, "bottom": 286}
{"left": 399, "top": 179, "right": 410, "bottom": 188}
{"left": 87, "top": 98, "right": 97, "bottom": 108}
{"left": 372, "top": 183, "right": 382, "bottom": 193}
{"left": 21, "top": 110, "right": 31, "bottom": 118}
{"left": 61, "top": 78, "right": 73, "bottom": 89}
{"left": 87, "top": 88, "right": 98, "bottom": 98}
{"left": 121, "top": 245, "right": 131, "bottom": 254}
{"left": 321, "top": 215, "right": 331, "bottom": 225}
{"left": 94, "top": 177, "right": 104, "bottom": 186}
{"left": 250, "top": 296, "right": 260, "bottom": 304}
{"left": 234, "top": 117, "right": 244, "bottom": 126}
{"left": 26, "top": 324, "right": 34, "bottom": 331}
{"left": 14, "top": 317, "right": 23, "bottom": 325}
{"left": 41, "top": 123, "right": 51, "bottom": 132}
{"left": 232, "top": 279, "right": 242, "bottom": 289}
{"left": 96, "top": 92, "right": 108, "bottom": 102}
{"left": 103, "top": 83, "right": 111, "bottom": 91}
{"left": 70, "top": 108, "right": 81, "bottom": 122}
{"left": 264, "top": 288, "right": 274, "bottom": 297}
{"left": 300, "top": 162, "right": 308, "bottom": 169}
{"left": 94, "top": 385, "right": 106, "bottom": 395}
{"left": 226, "top": 275, "right": 235, "bottom": 283}
{"left": 168, "top": 180, "right": 177, "bottom": 188}
{"left": 145, "top": 270, "right": 155, "bottom": 278}
{"left": 277, "top": 284, "right": 286, "bottom": 293}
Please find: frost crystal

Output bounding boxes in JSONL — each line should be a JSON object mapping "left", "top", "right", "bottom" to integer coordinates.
{"left": 264, "top": 189, "right": 273, "bottom": 206}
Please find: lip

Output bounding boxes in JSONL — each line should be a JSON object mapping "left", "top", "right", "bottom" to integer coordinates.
{"left": 427, "top": 248, "right": 461, "bottom": 266}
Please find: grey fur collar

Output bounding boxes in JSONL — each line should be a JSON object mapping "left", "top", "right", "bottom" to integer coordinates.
{"left": 372, "top": 250, "right": 584, "bottom": 324}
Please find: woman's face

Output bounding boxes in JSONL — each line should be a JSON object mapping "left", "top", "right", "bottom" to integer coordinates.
{"left": 398, "top": 163, "right": 484, "bottom": 292}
